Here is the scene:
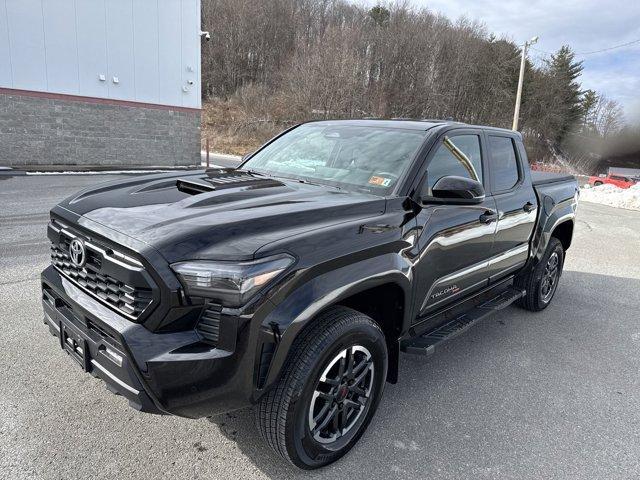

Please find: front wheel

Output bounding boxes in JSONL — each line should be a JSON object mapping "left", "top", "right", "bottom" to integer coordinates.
{"left": 255, "top": 306, "right": 388, "bottom": 469}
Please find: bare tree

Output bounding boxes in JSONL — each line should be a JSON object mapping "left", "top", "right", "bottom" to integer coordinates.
{"left": 593, "top": 96, "right": 624, "bottom": 138}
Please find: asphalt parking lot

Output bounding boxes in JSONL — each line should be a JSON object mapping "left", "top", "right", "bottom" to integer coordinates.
{"left": 1, "top": 174, "right": 640, "bottom": 480}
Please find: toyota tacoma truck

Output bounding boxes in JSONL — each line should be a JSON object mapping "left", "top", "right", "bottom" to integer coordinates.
{"left": 41, "top": 120, "right": 578, "bottom": 469}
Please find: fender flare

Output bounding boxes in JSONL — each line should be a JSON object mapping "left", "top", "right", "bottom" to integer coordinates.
{"left": 257, "top": 252, "right": 413, "bottom": 393}
{"left": 529, "top": 196, "right": 576, "bottom": 269}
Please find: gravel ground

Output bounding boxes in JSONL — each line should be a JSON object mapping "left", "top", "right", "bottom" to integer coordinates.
{"left": 1, "top": 175, "right": 640, "bottom": 480}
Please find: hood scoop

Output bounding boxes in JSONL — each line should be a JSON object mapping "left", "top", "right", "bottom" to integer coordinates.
{"left": 177, "top": 169, "right": 284, "bottom": 195}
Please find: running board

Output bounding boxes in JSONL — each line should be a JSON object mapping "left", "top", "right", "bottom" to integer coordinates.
{"left": 401, "top": 287, "right": 526, "bottom": 356}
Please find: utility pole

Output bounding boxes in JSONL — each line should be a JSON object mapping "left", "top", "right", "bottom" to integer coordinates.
{"left": 512, "top": 36, "right": 539, "bottom": 131}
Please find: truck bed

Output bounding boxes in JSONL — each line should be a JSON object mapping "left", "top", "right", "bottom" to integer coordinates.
{"left": 531, "top": 171, "right": 576, "bottom": 186}
{"left": 532, "top": 171, "right": 578, "bottom": 215}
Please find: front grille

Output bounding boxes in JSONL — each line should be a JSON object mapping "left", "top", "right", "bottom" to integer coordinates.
{"left": 197, "top": 302, "right": 222, "bottom": 345}
{"left": 49, "top": 225, "right": 154, "bottom": 321}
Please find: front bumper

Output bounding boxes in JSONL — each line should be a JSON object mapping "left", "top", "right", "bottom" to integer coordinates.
{"left": 41, "top": 265, "right": 259, "bottom": 418}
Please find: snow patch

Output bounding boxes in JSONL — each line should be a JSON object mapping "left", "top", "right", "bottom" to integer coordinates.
{"left": 580, "top": 183, "right": 640, "bottom": 211}
{"left": 200, "top": 151, "right": 241, "bottom": 160}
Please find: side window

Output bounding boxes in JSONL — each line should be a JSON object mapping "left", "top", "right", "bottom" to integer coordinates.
{"left": 426, "top": 135, "right": 482, "bottom": 193}
{"left": 489, "top": 136, "right": 520, "bottom": 191}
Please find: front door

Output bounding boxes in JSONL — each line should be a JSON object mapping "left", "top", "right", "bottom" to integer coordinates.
{"left": 412, "top": 131, "right": 497, "bottom": 319}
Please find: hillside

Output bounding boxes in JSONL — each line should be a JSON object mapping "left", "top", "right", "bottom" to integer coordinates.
{"left": 200, "top": 0, "right": 633, "bottom": 172}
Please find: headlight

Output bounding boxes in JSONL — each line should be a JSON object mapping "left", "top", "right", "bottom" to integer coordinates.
{"left": 171, "top": 254, "right": 295, "bottom": 307}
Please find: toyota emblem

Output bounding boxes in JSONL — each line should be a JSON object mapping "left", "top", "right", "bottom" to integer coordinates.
{"left": 69, "top": 238, "right": 86, "bottom": 267}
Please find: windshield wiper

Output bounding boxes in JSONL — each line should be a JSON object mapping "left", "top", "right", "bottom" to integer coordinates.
{"left": 244, "top": 169, "right": 270, "bottom": 177}
{"left": 244, "top": 168, "right": 343, "bottom": 191}
{"left": 283, "top": 176, "right": 342, "bottom": 191}
{"left": 301, "top": 179, "right": 341, "bottom": 190}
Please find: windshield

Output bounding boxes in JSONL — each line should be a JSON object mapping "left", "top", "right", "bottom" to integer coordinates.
{"left": 242, "top": 123, "right": 427, "bottom": 195}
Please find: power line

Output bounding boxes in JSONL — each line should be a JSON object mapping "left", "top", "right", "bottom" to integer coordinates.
{"left": 577, "top": 38, "right": 640, "bottom": 55}
{"left": 530, "top": 38, "right": 640, "bottom": 56}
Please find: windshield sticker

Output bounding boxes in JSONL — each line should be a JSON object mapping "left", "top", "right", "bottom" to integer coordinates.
{"left": 368, "top": 176, "right": 392, "bottom": 187}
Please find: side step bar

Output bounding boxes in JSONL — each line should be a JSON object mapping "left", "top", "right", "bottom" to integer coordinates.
{"left": 401, "top": 287, "right": 526, "bottom": 356}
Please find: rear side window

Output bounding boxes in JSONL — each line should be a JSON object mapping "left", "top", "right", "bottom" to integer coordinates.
{"left": 489, "top": 136, "right": 520, "bottom": 191}
{"left": 426, "top": 135, "right": 483, "bottom": 194}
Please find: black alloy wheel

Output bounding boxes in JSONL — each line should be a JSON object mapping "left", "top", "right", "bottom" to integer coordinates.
{"left": 540, "top": 251, "right": 560, "bottom": 303}
{"left": 307, "top": 345, "right": 375, "bottom": 444}
{"left": 255, "top": 306, "right": 388, "bottom": 469}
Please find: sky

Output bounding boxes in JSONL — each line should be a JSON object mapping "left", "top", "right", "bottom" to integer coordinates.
{"left": 364, "top": 0, "right": 640, "bottom": 123}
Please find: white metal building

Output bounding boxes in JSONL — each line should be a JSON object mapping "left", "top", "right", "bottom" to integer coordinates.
{"left": 0, "top": 0, "right": 202, "bottom": 167}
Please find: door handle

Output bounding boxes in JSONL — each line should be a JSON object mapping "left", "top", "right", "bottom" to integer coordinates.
{"left": 359, "top": 224, "right": 394, "bottom": 234}
{"left": 479, "top": 210, "right": 498, "bottom": 224}
{"left": 523, "top": 202, "right": 536, "bottom": 213}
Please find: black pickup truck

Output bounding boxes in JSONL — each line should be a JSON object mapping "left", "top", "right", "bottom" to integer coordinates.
{"left": 41, "top": 120, "right": 578, "bottom": 468}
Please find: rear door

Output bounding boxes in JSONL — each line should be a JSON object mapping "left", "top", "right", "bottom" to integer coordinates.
{"left": 485, "top": 134, "right": 537, "bottom": 282}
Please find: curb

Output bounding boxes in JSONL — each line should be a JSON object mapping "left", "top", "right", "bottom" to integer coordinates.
{"left": 18, "top": 164, "right": 201, "bottom": 172}
{"left": 0, "top": 165, "right": 205, "bottom": 177}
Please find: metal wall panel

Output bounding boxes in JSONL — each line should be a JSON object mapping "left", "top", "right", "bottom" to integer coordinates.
{"left": 4, "top": 0, "right": 47, "bottom": 90}
{"left": 76, "top": 0, "right": 109, "bottom": 98}
{"left": 0, "top": 0, "right": 201, "bottom": 108}
{"left": 105, "top": 0, "right": 135, "bottom": 100}
{"left": 158, "top": 0, "right": 182, "bottom": 107}
{"left": 0, "top": 0, "right": 12, "bottom": 86}
{"left": 132, "top": 0, "right": 159, "bottom": 104}
{"left": 42, "top": 0, "right": 79, "bottom": 94}
{"left": 181, "top": 0, "right": 200, "bottom": 108}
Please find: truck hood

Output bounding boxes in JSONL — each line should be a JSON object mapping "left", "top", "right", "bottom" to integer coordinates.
{"left": 59, "top": 170, "right": 385, "bottom": 262}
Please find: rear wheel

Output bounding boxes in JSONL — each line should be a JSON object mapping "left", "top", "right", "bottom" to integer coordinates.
{"left": 255, "top": 306, "right": 387, "bottom": 469}
{"left": 515, "top": 237, "right": 564, "bottom": 311}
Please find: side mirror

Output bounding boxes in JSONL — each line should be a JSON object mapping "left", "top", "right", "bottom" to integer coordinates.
{"left": 422, "top": 175, "right": 485, "bottom": 205}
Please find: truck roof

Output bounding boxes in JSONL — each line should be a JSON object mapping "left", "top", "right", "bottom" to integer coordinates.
{"left": 305, "top": 118, "right": 520, "bottom": 136}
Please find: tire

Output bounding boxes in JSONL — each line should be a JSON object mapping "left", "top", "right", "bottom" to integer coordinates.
{"left": 255, "top": 306, "right": 388, "bottom": 469}
{"left": 515, "top": 237, "right": 564, "bottom": 311}
{"left": 594, "top": 181, "right": 603, "bottom": 186}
